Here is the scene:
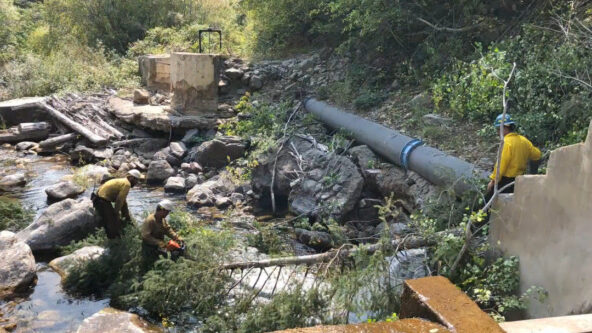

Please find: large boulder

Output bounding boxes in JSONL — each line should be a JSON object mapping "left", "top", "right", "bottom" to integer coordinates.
{"left": 188, "top": 136, "right": 247, "bottom": 168}
{"left": 186, "top": 182, "right": 216, "bottom": 207}
{"left": 0, "top": 173, "right": 26, "bottom": 188}
{"left": 76, "top": 308, "right": 163, "bottom": 333}
{"left": 146, "top": 160, "right": 175, "bottom": 184}
{"left": 49, "top": 246, "right": 105, "bottom": 280}
{"left": 17, "top": 198, "right": 97, "bottom": 252}
{"left": 133, "top": 89, "right": 150, "bottom": 105}
{"left": 45, "top": 181, "right": 85, "bottom": 201}
{"left": 0, "top": 231, "right": 36, "bottom": 299}
{"left": 348, "top": 145, "right": 435, "bottom": 207}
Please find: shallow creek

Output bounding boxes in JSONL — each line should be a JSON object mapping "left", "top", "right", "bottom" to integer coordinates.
{"left": 0, "top": 149, "right": 186, "bottom": 332}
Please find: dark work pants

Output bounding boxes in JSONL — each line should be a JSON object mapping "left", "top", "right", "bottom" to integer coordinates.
{"left": 484, "top": 176, "right": 516, "bottom": 203}
{"left": 93, "top": 197, "right": 127, "bottom": 239}
{"left": 141, "top": 242, "right": 165, "bottom": 274}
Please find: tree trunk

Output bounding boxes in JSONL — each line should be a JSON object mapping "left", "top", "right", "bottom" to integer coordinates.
{"left": 38, "top": 133, "right": 78, "bottom": 149}
{"left": 39, "top": 102, "right": 107, "bottom": 146}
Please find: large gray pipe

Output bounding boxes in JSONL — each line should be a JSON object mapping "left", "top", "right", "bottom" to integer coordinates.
{"left": 304, "top": 98, "right": 488, "bottom": 194}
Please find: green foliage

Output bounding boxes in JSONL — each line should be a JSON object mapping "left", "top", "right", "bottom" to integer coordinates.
{"left": 0, "top": 197, "right": 33, "bottom": 232}
{"left": 247, "top": 221, "right": 289, "bottom": 255}
{"left": 433, "top": 17, "right": 592, "bottom": 147}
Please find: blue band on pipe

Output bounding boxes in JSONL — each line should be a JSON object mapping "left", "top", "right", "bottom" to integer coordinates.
{"left": 400, "top": 139, "right": 423, "bottom": 170}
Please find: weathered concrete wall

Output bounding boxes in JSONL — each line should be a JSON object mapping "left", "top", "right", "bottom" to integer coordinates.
{"left": 490, "top": 120, "right": 592, "bottom": 318}
{"left": 170, "top": 53, "right": 220, "bottom": 115}
{"left": 138, "top": 54, "right": 170, "bottom": 91}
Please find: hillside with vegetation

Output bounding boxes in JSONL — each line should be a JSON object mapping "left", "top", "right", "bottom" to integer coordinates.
{"left": 0, "top": 0, "right": 590, "bottom": 331}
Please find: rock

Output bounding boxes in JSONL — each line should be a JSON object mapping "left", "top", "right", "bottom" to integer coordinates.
{"left": 299, "top": 58, "right": 315, "bottom": 71}
{"left": 45, "top": 181, "right": 85, "bottom": 201}
{"left": 224, "top": 67, "right": 244, "bottom": 80}
{"left": 15, "top": 141, "right": 38, "bottom": 151}
{"left": 249, "top": 75, "right": 264, "bottom": 90}
{"left": 133, "top": 89, "right": 150, "bottom": 105}
{"left": 0, "top": 173, "right": 26, "bottom": 188}
{"left": 0, "top": 231, "right": 36, "bottom": 299}
{"left": 294, "top": 228, "right": 332, "bottom": 251}
{"left": 215, "top": 196, "right": 232, "bottom": 209}
{"left": 185, "top": 173, "right": 201, "bottom": 189}
{"left": 288, "top": 137, "right": 364, "bottom": 221}
{"left": 146, "top": 160, "right": 175, "bottom": 184}
{"left": 49, "top": 246, "right": 105, "bottom": 280}
{"left": 109, "top": 154, "right": 127, "bottom": 170}
{"left": 17, "top": 198, "right": 97, "bottom": 252}
{"left": 181, "top": 162, "right": 202, "bottom": 174}
{"left": 181, "top": 129, "right": 199, "bottom": 144}
{"left": 70, "top": 146, "right": 113, "bottom": 165}
{"left": 186, "top": 184, "right": 216, "bottom": 207}
{"left": 218, "top": 79, "right": 230, "bottom": 94}
{"left": 422, "top": 113, "right": 452, "bottom": 127}
{"left": 230, "top": 192, "right": 244, "bottom": 204}
{"left": 188, "top": 136, "right": 247, "bottom": 168}
{"left": 75, "top": 165, "right": 111, "bottom": 184}
{"left": 217, "top": 104, "right": 235, "bottom": 118}
{"left": 76, "top": 308, "right": 162, "bottom": 333}
{"left": 408, "top": 92, "right": 431, "bottom": 111}
{"left": 168, "top": 141, "right": 187, "bottom": 159}
{"left": 374, "top": 221, "right": 410, "bottom": 236}
{"left": 164, "top": 177, "right": 186, "bottom": 193}
{"left": 349, "top": 145, "right": 379, "bottom": 171}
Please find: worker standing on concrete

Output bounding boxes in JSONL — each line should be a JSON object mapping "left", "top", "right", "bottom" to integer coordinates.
{"left": 486, "top": 114, "right": 541, "bottom": 201}
{"left": 92, "top": 169, "right": 143, "bottom": 239}
{"left": 141, "top": 199, "right": 183, "bottom": 272}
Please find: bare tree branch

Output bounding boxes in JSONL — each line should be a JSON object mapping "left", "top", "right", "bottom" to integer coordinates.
{"left": 416, "top": 17, "right": 482, "bottom": 32}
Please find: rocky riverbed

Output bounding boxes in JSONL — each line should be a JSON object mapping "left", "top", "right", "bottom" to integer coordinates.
{"left": 0, "top": 54, "right": 442, "bottom": 332}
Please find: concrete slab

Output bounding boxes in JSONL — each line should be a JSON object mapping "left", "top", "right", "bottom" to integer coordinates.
{"left": 500, "top": 314, "right": 592, "bottom": 333}
{"left": 138, "top": 54, "right": 170, "bottom": 91}
{"left": 170, "top": 52, "right": 220, "bottom": 115}
{"left": 271, "top": 318, "right": 452, "bottom": 333}
{"left": 0, "top": 97, "right": 49, "bottom": 126}
{"left": 107, "top": 97, "right": 216, "bottom": 132}
{"left": 400, "top": 276, "right": 505, "bottom": 333}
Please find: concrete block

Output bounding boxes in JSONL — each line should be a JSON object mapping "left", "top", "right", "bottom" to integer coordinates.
{"left": 138, "top": 54, "right": 170, "bottom": 91}
{"left": 170, "top": 52, "right": 220, "bottom": 115}
{"left": 490, "top": 119, "right": 592, "bottom": 318}
{"left": 400, "top": 276, "right": 505, "bottom": 333}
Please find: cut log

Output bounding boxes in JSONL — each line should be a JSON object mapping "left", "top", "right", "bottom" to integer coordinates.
{"left": 0, "top": 122, "right": 50, "bottom": 143}
{"left": 38, "top": 133, "right": 78, "bottom": 149}
{"left": 39, "top": 102, "right": 107, "bottom": 146}
{"left": 222, "top": 234, "right": 437, "bottom": 270}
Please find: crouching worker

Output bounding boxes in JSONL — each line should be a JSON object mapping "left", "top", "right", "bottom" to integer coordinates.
{"left": 92, "top": 169, "right": 143, "bottom": 239}
{"left": 141, "top": 199, "right": 183, "bottom": 272}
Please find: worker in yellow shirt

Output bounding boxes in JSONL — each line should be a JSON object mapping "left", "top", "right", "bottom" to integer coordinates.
{"left": 92, "top": 169, "right": 143, "bottom": 238}
{"left": 140, "top": 199, "right": 183, "bottom": 272}
{"left": 486, "top": 114, "right": 541, "bottom": 201}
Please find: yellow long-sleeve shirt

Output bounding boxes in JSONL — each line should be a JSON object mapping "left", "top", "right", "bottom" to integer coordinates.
{"left": 490, "top": 132, "right": 541, "bottom": 180}
{"left": 141, "top": 213, "right": 179, "bottom": 248}
{"left": 97, "top": 178, "right": 131, "bottom": 213}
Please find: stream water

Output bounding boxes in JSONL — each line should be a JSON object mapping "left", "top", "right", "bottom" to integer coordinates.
{"left": 0, "top": 149, "right": 186, "bottom": 332}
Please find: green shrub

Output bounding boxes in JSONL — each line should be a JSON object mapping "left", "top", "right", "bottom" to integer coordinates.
{"left": 0, "top": 197, "right": 33, "bottom": 232}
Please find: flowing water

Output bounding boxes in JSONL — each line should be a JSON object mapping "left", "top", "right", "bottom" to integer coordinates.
{"left": 0, "top": 149, "right": 186, "bottom": 332}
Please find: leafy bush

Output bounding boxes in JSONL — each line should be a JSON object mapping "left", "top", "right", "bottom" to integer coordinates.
{"left": 0, "top": 197, "right": 33, "bottom": 232}
{"left": 433, "top": 18, "right": 592, "bottom": 147}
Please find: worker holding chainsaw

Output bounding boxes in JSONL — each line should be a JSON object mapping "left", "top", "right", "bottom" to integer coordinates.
{"left": 92, "top": 169, "right": 143, "bottom": 239}
{"left": 141, "top": 199, "right": 184, "bottom": 272}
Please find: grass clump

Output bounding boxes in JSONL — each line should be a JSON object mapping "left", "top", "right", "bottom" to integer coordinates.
{"left": 0, "top": 197, "right": 33, "bottom": 232}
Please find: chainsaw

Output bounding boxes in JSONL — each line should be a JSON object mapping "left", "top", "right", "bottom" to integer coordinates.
{"left": 165, "top": 239, "right": 187, "bottom": 261}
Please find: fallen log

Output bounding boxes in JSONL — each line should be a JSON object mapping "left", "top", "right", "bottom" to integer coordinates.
{"left": 222, "top": 234, "right": 438, "bottom": 270}
{"left": 39, "top": 102, "right": 107, "bottom": 146}
{"left": 38, "top": 133, "right": 78, "bottom": 149}
{"left": 0, "top": 122, "right": 50, "bottom": 143}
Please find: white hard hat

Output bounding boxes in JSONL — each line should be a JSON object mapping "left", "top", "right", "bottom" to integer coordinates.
{"left": 157, "top": 199, "right": 175, "bottom": 211}
{"left": 127, "top": 169, "right": 144, "bottom": 179}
